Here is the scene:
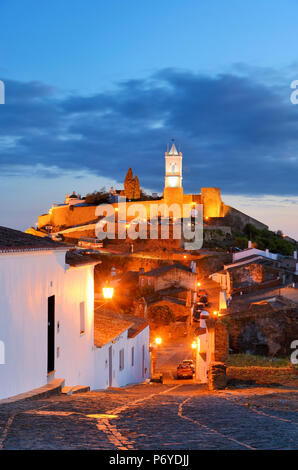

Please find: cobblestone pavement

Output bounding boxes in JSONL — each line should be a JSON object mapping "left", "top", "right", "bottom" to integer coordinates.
{"left": 0, "top": 384, "right": 297, "bottom": 450}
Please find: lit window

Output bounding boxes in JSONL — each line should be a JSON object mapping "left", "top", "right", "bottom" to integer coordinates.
{"left": 119, "top": 349, "right": 124, "bottom": 371}
{"left": 80, "top": 302, "right": 85, "bottom": 334}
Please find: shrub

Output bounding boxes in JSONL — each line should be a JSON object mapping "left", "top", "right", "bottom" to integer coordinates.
{"left": 147, "top": 305, "right": 175, "bottom": 325}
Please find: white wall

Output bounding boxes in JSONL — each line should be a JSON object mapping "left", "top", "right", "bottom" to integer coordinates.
{"left": 94, "top": 326, "right": 150, "bottom": 390}
{"left": 54, "top": 263, "right": 95, "bottom": 389}
{"left": 233, "top": 248, "right": 278, "bottom": 262}
{"left": 0, "top": 249, "right": 95, "bottom": 400}
{"left": 0, "top": 249, "right": 150, "bottom": 400}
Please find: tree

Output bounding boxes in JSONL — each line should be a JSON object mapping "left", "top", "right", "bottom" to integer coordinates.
{"left": 147, "top": 305, "right": 175, "bottom": 325}
{"left": 85, "top": 190, "right": 109, "bottom": 204}
{"left": 124, "top": 168, "right": 141, "bottom": 200}
{"left": 124, "top": 168, "right": 135, "bottom": 200}
{"left": 133, "top": 175, "right": 141, "bottom": 200}
{"left": 243, "top": 223, "right": 259, "bottom": 240}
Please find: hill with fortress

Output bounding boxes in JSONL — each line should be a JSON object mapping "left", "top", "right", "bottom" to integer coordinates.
{"left": 35, "top": 142, "right": 270, "bottom": 245}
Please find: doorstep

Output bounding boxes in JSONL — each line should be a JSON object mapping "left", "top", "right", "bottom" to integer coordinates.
{"left": 0, "top": 378, "right": 65, "bottom": 405}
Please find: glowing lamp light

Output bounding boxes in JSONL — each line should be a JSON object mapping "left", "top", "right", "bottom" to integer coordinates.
{"left": 213, "top": 311, "right": 218, "bottom": 316}
{"left": 103, "top": 283, "right": 114, "bottom": 299}
{"left": 197, "top": 282, "right": 201, "bottom": 287}
{"left": 191, "top": 340, "right": 197, "bottom": 349}
{"left": 155, "top": 337, "right": 162, "bottom": 345}
{"left": 115, "top": 208, "right": 119, "bottom": 212}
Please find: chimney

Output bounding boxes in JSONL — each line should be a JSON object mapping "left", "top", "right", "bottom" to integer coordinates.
{"left": 294, "top": 251, "right": 297, "bottom": 260}
{"left": 248, "top": 240, "right": 252, "bottom": 249}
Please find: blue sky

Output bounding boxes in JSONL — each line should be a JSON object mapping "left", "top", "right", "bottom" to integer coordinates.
{"left": 0, "top": 0, "right": 298, "bottom": 238}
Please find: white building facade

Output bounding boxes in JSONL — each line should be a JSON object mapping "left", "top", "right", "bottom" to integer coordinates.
{"left": 94, "top": 325, "right": 150, "bottom": 390}
{"left": 0, "top": 247, "right": 95, "bottom": 400}
{"left": 93, "top": 310, "right": 150, "bottom": 390}
{"left": 0, "top": 228, "right": 151, "bottom": 400}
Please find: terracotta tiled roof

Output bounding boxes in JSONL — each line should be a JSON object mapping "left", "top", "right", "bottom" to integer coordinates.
{"left": 142, "top": 263, "right": 193, "bottom": 277}
{"left": 94, "top": 310, "right": 148, "bottom": 347}
{"left": 126, "top": 315, "right": 149, "bottom": 338}
{"left": 0, "top": 226, "right": 67, "bottom": 252}
{"left": 66, "top": 251, "right": 102, "bottom": 267}
{"left": 94, "top": 310, "right": 133, "bottom": 347}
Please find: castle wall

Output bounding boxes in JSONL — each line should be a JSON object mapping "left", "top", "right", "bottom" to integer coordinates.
{"left": 163, "top": 187, "right": 184, "bottom": 208}
{"left": 44, "top": 204, "right": 98, "bottom": 229}
{"left": 38, "top": 214, "right": 51, "bottom": 228}
{"left": 201, "top": 188, "right": 223, "bottom": 218}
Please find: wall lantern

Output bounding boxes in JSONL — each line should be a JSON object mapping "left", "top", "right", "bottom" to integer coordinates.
{"left": 102, "top": 282, "right": 114, "bottom": 299}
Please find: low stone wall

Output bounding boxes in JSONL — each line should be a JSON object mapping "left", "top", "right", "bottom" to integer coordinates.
{"left": 208, "top": 362, "right": 227, "bottom": 390}
{"left": 227, "top": 309, "right": 298, "bottom": 356}
{"left": 227, "top": 366, "right": 298, "bottom": 385}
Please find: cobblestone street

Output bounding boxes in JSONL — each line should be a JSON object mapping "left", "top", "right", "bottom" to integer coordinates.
{"left": 0, "top": 384, "right": 297, "bottom": 450}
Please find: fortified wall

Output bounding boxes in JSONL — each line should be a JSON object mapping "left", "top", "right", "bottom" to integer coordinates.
{"left": 38, "top": 186, "right": 267, "bottom": 235}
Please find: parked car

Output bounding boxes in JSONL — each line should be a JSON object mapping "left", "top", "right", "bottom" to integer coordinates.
{"left": 199, "top": 295, "right": 209, "bottom": 306}
{"left": 177, "top": 363, "right": 193, "bottom": 379}
{"left": 182, "top": 359, "right": 195, "bottom": 373}
{"left": 195, "top": 301, "right": 205, "bottom": 310}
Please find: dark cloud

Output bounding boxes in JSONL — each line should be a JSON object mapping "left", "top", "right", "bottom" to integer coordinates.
{"left": 0, "top": 70, "right": 298, "bottom": 196}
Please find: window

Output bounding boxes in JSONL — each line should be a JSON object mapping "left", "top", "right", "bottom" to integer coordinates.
{"left": 80, "top": 302, "right": 85, "bottom": 334}
{"left": 119, "top": 348, "right": 124, "bottom": 371}
{"left": 131, "top": 346, "right": 134, "bottom": 367}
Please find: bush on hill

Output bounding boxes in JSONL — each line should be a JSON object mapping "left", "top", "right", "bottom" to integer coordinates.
{"left": 85, "top": 189, "right": 110, "bottom": 205}
{"left": 238, "top": 223, "right": 297, "bottom": 256}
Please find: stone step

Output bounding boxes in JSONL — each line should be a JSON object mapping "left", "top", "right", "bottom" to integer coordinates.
{"left": 71, "top": 385, "right": 90, "bottom": 394}
{"left": 61, "top": 386, "right": 73, "bottom": 395}
{"left": 0, "top": 379, "right": 65, "bottom": 405}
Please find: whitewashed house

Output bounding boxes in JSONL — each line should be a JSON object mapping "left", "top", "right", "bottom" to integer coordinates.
{"left": 0, "top": 226, "right": 151, "bottom": 400}
{"left": 0, "top": 226, "right": 98, "bottom": 400}
{"left": 94, "top": 310, "right": 150, "bottom": 389}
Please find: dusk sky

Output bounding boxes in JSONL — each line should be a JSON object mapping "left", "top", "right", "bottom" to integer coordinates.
{"left": 1, "top": 0, "right": 298, "bottom": 238}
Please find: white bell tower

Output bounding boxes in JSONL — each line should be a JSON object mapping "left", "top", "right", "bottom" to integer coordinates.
{"left": 165, "top": 140, "right": 182, "bottom": 188}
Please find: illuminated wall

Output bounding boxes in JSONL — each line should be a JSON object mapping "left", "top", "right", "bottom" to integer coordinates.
{"left": 201, "top": 187, "right": 223, "bottom": 218}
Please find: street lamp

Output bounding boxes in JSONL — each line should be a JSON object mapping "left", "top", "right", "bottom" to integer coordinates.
{"left": 191, "top": 340, "right": 197, "bottom": 349}
{"left": 151, "top": 337, "right": 162, "bottom": 375}
{"left": 197, "top": 282, "right": 201, "bottom": 288}
{"left": 102, "top": 282, "right": 114, "bottom": 300}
